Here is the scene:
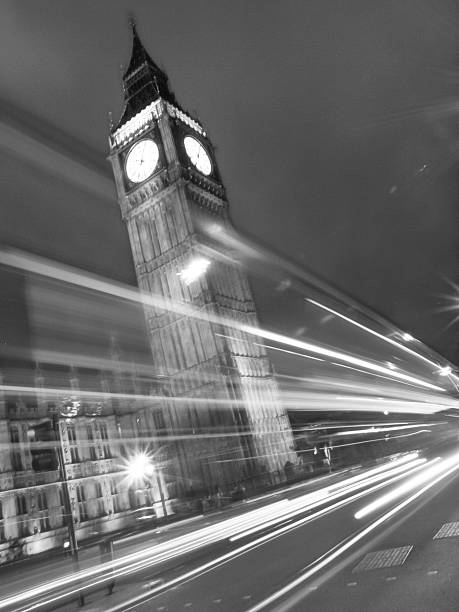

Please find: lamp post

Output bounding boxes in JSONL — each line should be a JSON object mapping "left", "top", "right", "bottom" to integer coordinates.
{"left": 156, "top": 468, "right": 169, "bottom": 523}
{"left": 52, "top": 400, "right": 85, "bottom": 607}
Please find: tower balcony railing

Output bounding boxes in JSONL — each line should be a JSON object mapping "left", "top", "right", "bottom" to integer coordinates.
{"left": 112, "top": 100, "right": 161, "bottom": 147}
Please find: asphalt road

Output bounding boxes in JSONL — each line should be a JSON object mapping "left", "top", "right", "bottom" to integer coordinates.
{"left": 116, "top": 455, "right": 459, "bottom": 612}
{"left": 0, "top": 467, "right": 355, "bottom": 611}
{"left": 4, "top": 454, "right": 459, "bottom": 612}
{"left": 289, "top": 467, "right": 459, "bottom": 611}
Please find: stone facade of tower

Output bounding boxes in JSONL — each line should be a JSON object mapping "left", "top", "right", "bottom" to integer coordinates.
{"left": 109, "top": 24, "right": 296, "bottom": 493}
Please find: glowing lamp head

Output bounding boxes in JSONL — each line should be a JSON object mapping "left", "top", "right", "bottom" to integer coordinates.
{"left": 177, "top": 257, "right": 210, "bottom": 286}
{"left": 438, "top": 366, "right": 452, "bottom": 377}
{"left": 402, "top": 332, "right": 414, "bottom": 341}
{"left": 123, "top": 451, "right": 154, "bottom": 483}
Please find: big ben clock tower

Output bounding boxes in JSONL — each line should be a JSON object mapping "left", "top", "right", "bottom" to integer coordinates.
{"left": 109, "top": 22, "right": 295, "bottom": 494}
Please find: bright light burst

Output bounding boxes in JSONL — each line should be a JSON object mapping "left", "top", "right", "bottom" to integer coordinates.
{"left": 121, "top": 450, "right": 154, "bottom": 484}
{"left": 437, "top": 278, "right": 459, "bottom": 330}
{"left": 177, "top": 257, "right": 210, "bottom": 285}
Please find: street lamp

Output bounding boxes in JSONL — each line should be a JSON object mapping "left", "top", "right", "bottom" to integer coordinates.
{"left": 126, "top": 451, "right": 153, "bottom": 477}
{"left": 122, "top": 450, "right": 168, "bottom": 521}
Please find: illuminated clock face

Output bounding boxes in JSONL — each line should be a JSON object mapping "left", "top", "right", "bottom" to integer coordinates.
{"left": 125, "top": 139, "right": 159, "bottom": 183}
{"left": 183, "top": 136, "right": 212, "bottom": 176}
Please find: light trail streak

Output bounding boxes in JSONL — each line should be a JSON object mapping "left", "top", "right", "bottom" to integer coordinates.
{"left": 0, "top": 455, "right": 423, "bottom": 611}
{"left": 295, "top": 421, "right": 441, "bottom": 432}
{"left": 281, "top": 392, "right": 449, "bottom": 414}
{"left": 0, "top": 249, "right": 444, "bottom": 393}
{"left": 102, "top": 455, "right": 432, "bottom": 612}
{"left": 0, "top": 500, "right": 291, "bottom": 612}
{"left": 278, "top": 372, "right": 459, "bottom": 411}
{"left": 325, "top": 452, "right": 419, "bottom": 486}
{"left": 329, "top": 360, "right": 430, "bottom": 390}
{"left": 1, "top": 383, "right": 451, "bottom": 417}
{"left": 0, "top": 346, "right": 159, "bottom": 378}
{"left": 333, "top": 423, "right": 437, "bottom": 436}
{"left": 216, "top": 335, "right": 326, "bottom": 363}
{"left": 256, "top": 342, "right": 325, "bottom": 362}
{"left": 354, "top": 455, "right": 443, "bottom": 519}
{"left": 239, "top": 324, "right": 445, "bottom": 392}
{"left": 0, "top": 383, "right": 254, "bottom": 408}
{"left": 247, "top": 451, "right": 459, "bottom": 612}
{"left": 229, "top": 458, "right": 427, "bottom": 542}
{"left": 331, "top": 429, "right": 431, "bottom": 451}
{"left": 307, "top": 298, "right": 442, "bottom": 370}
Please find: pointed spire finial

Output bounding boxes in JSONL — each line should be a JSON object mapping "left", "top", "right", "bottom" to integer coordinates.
{"left": 128, "top": 12, "right": 137, "bottom": 32}
{"left": 115, "top": 15, "right": 180, "bottom": 130}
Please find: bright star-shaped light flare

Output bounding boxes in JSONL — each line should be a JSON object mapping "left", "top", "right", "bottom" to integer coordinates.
{"left": 121, "top": 451, "right": 154, "bottom": 485}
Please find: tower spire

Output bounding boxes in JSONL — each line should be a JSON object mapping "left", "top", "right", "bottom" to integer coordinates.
{"left": 128, "top": 12, "right": 136, "bottom": 33}
{"left": 114, "top": 18, "right": 179, "bottom": 130}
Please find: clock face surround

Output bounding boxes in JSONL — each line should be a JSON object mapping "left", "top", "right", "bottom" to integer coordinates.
{"left": 125, "top": 139, "right": 159, "bottom": 183}
{"left": 183, "top": 136, "right": 212, "bottom": 176}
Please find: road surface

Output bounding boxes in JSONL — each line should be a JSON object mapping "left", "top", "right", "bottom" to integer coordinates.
{"left": 110, "top": 453, "right": 459, "bottom": 612}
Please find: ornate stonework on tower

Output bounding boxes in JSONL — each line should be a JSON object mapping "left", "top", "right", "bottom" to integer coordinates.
{"left": 109, "top": 23, "right": 295, "bottom": 492}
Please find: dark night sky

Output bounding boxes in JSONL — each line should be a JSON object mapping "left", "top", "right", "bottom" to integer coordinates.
{"left": 2, "top": 0, "right": 459, "bottom": 365}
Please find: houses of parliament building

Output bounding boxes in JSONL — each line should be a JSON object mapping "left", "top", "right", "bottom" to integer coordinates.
{"left": 0, "top": 22, "right": 296, "bottom": 563}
